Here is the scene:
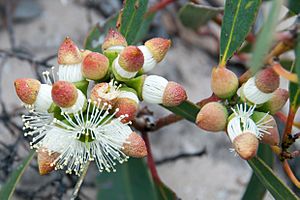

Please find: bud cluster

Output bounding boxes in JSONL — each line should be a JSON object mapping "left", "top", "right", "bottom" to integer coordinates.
{"left": 13, "top": 29, "right": 187, "bottom": 175}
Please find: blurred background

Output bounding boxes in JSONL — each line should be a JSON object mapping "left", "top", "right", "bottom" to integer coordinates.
{"left": 0, "top": 0, "right": 298, "bottom": 199}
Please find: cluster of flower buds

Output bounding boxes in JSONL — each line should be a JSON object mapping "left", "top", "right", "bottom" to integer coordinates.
{"left": 194, "top": 64, "right": 288, "bottom": 160}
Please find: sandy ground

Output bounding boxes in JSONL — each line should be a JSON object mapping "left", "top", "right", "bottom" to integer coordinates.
{"left": 0, "top": 0, "right": 281, "bottom": 199}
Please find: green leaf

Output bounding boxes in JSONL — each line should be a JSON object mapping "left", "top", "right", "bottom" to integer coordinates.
{"left": 163, "top": 100, "right": 200, "bottom": 123}
{"left": 248, "top": 156, "right": 298, "bottom": 200}
{"left": 0, "top": 150, "right": 35, "bottom": 200}
{"left": 295, "top": 30, "right": 300, "bottom": 86}
{"left": 220, "top": 0, "right": 261, "bottom": 66}
{"left": 84, "top": 14, "right": 118, "bottom": 52}
{"left": 242, "top": 144, "right": 273, "bottom": 200}
{"left": 133, "top": 13, "right": 155, "bottom": 44}
{"left": 97, "top": 158, "right": 177, "bottom": 200}
{"left": 119, "top": 0, "right": 148, "bottom": 44}
{"left": 288, "top": 0, "right": 300, "bottom": 14}
{"left": 249, "top": 0, "right": 282, "bottom": 73}
{"left": 178, "top": 3, "right": 223, "bottom": 30}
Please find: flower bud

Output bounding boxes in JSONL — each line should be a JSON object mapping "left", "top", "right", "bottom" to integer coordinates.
{"left": 112, "top": 46, "right": 144, "bottom": 81}
{"left": 259, "top": 88, "right": 289, "bottom": 114}
{"left": 211, "top": 67, "right": 238, "bottom": 99}
{"left": 37, "top": 148, "right": 60, "bottom": 175}
{"left": 52, "top": 81, "right": 78, "bottom": 108}
{"left": 57, "top": 37, "right": 82, "bottom": 65}
{"left": 90, "top": 81, "right": 120, "bottom": 108}
{"left": 196, "top": 102, "right": 228, "bottom": 132}
{"left": 252, "top": 111, "right": 279, "bottom": 146}
{"left": 80, "top": 49, "right": 92, "bottom": 59}
{"left": 14, "top": 78, "right": 53, "bottom": 112}
{"left": 14, "top": 78, "right": 41, "bottom": 105}
{"left": 114, "top": 88, "right": 139, "bottom": 123}
{"left": 141, "top": 75, "right": 187, "bottom": 106}
{"left": 144, "top": 38, "right": 171, "bottom": 63}
{"left": 102, "top": 29, "right": 127, "bottom": 53}
{"left": 122, "top": 132, "right": 147, "bottom": 158}
{"left": 255, "top": 68, "right": 279, "bottom": 93}
{"left": 233, "top": 132, "right": 259, "bottom": 160}
{"left": 82, "top": 52, "right": 109, "bottom": 80}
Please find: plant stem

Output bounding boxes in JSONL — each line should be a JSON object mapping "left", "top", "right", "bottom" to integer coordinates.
{"left": 71, "top": 161, "right": 91, "bottom": 200}
{"left": 146, "top": 0, "right": 176, "bottom": 16}
{"left": 283, "top": 160, "right": 300, "bottom": 188}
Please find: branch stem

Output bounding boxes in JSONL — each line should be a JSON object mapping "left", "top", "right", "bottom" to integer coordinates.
{"left": 71, "top": 161, "right": 91, "bottom": 200}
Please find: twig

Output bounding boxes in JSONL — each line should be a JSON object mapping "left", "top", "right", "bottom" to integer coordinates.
{"left": 283, "top": 160, "right": 300, "bottom": 188}
{"left": 71, "top": 161, "right": 91, "bottom": 200}
{"left": 145, "top": 0, "right": 176, "bottom": 16}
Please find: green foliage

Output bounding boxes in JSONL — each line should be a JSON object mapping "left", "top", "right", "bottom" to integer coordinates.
{"left": 242, "top": 144, "right": 273, "bottom": 200}
{"left": 288, "top": 0, "right": 300, "bottom": 14}
{"left": 133, "top": 13, "right": 156, "bottom": 44}
{"left": 178, "top": 3, "right": 223, "bottom": 30}
{"left": 0, "top": 150, "right": 35, "bottom": 200}
{"left": 249, "top": 0, "right": 282, "bottom": 73}
{"left": 119, "top": 0, "right": 149, "bottom": 45}
{"left": 248, "top": 157, "right": 298, "bottom": 200}
{"left": 163, "top": 101, "right": 200, "bottom": 123}
{"left": 97, "top": 158, "right": 177, "bottom": 200}
{"left": 220, "top": 0, "right": 261, "bottom": 66}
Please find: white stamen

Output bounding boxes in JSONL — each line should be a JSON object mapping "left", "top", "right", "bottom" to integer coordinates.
{"left": 107, "top": 45, "right": 125, "bottom": 53}
{"left": 113, "top": 56, "right": 137, "bottom": 79}
{"left": 58, "top": 63, "right": 84, "bottom": 82}
{"left": 142, "top": 75, "right": 168, "bottom": 104}
{"left": 35, "top": 84, "right": 53, "bottom": 112}
{"left": 243, "top": 77, "right": 273, "bottom": 105}
{"left": 138, "top": 45, "right": 157, "bottom": 73}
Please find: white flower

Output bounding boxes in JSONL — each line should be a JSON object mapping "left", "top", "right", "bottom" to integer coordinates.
{"left": 24, "top": 99, "right": 132, "bottom": 175}
{"left": 242, "top": 77, "right": 273, "bottom": 105}
{"left": 142, "top": 75, "right": 168, "bottom": 104}
{"left": 58, "top": 63, "right": 84, "bottom": 82}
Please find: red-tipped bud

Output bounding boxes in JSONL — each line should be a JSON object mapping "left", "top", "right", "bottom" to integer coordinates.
{"left": 51, "top": 81, "right": 78, "bottom": 108}
{"left": 211, "top": 67, "right": 239, "bottom": 99}
{"left": 115, "top": 89, "right": 139, "bottom": 123}
{"left": 118, "top": 46, "right": 144, "bottom": 72}
{"left": 259, "top": 88, "right": 289, "bottom": 114}
{"left": 37, "top": 148, "right": 60, "bottom": 175}
{"left": 57, "top": 37, "right": 82, "bottom": 65}
{"left": 233, "top": 132, "right": 259, "bottom": 160}
{"left": 102, "top": 29, "right": 127, "bottom": 52}
{"left": 90, "top": 82, "right": 119, "bottom": 107}
{"left": 122, "top": 132, "right": 147, "bottom": 158}
{"left": 255, "top": 68, "right": 279, "bottom": 93}
{"left": 162, "top": 81, "right": 187, "bottom": 106}
{"left": 14, "top": 78, "right": 41, "bottom": 104}
{"left": 196, "top": 102, "right": 228, "bottom": 132}
{"left": 82, "top": 52, "right": 109, "bottom": 80}
{"left": 80, "top": 49, "right": 92, "bottom": 59}
{"left": 145, "top": 38, "right": 171, "bottom": 62}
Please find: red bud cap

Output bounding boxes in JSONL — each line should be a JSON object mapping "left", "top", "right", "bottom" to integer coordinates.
{"left": 162, "top": 81, "right": 187, "bottom": 106}
{"left": 80, "top": 49, "right": 92, "bottom": 59}
{"left": 259, "top": 88, "right": 289, "bottom": 114}
{"left": 51, "top": 81, "right": 78, "bottom": 108}
{"left": 102, "top": 29, "right": 127, "bottom": 52}
{"left": 196, "top": 102, "right": 228, "bottom": 132}
{"left": 118, "top": 46, "right": 144, "bottom": 72}
{"left": 211, "top": 67, "right": 239, "bottom": 99}
{"left": 145, "top": 38, "right": 171, "bottom": 62}
{"left": 115, "top": 89, "right": 139, "bottom": 123}
{"left": 255, "top": 68, "right": 279, "bottom": 93}
{"left": 37, "top": 148, "right": 60, "bottom": 175}
{"left": 14, "top": 78, "right": 41, "bottom": 104}
{"left": 122, "top": 132, "right": 147, "bottom": 158}
{"left": 82, "top": 52, "right": 109, "bottom": 80}
{"left": 233, "top": 132, "right": 258, "bottom": 160}
{"left": 57, "top": 37, "right": 82, "bottom": 65}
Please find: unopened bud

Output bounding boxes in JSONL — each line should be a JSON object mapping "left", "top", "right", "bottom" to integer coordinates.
{"left": 259, "top": 88, "right": 289, "bottom": 114}
{"left": 144, "top": 38, "right": 171, "bottom": 62}
{"left": 233, "top": 132, "right": 259, "bottom": 160}
{"left": 82, "top": 52, "right": 109, "bottom": 80}
{"left": 14, "top": 78, "right": 41, "bottom": 105}
{"left": 80, "top": 49, "right": 92, "bottom": 59}
{"left": 122, "top": 132, "right": 147, "bottom": 158}
{"left": 211, "top": 67, "right": 239, "bottom": 99}
{"left": 102, "top": 29, "right": 127, "bottom": 53}
{"left": 57, "top": 37, "right": 82, "bottom": 65}
{"left": 115, "top": 88, "right": 139, "bottom": 123}
{"left": 37, "top": 148, "right": 60, "bottom": 175}
{"left": 196, "top": 102, "right": 228, "bottom": 132}
{"left": 255, "top": 68, "right": 279, "bottom": 93}
{"left": 52, "top": 81, "right": 78, "bottom": 108}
